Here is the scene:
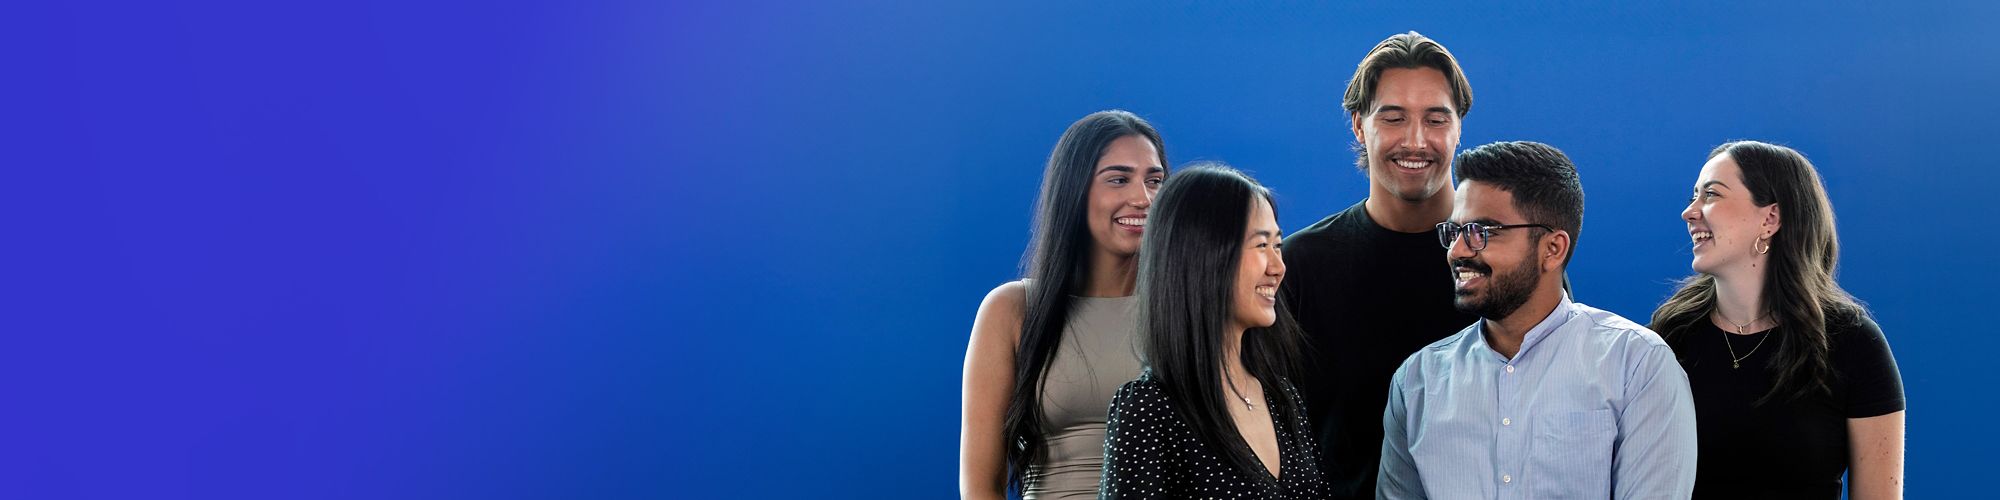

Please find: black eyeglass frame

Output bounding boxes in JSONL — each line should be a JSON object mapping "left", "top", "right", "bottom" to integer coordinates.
{"left": 1435, "top": 221, "right": 1557, "bottom": 251}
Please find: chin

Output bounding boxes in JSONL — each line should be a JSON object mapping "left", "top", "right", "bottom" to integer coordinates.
{"left": 1688, "top": 258, "right": 1714, "bottom": 275}
{"left": 1453, "top": 298, "right": 1481, "bottom": 314}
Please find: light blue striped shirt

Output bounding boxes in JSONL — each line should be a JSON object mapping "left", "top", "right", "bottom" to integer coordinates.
{"left": 1378, "top": 295, "right": 1697, "bottom": 500}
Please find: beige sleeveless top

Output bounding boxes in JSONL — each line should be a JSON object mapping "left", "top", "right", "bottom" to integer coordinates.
{"left": 1021, "top": 295, "right": 1144, "bottom": 499}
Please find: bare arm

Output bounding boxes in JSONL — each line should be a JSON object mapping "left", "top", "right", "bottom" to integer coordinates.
{"left": 1847, "top": 411, "right": 1906, "bottom": 500}
{"left": 960, "top": 281, "right": 1025, "bottom": 500}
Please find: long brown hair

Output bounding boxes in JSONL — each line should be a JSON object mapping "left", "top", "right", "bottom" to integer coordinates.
{"left": 1650, "top": 141, "right": 1862, "bottom": 405}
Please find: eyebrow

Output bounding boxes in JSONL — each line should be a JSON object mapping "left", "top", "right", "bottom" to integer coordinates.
{"left": 1699, "top": 180, "right": 1731, "bottom": 191}
{"left": 1096, "top": 165, "right": 1166, "bottom": 175}
{"left": 1374, "top": 105, "right": 1456, "bottom": 115}
{"left": 1250, "top": 229, "right": 1282, "bottom": 239}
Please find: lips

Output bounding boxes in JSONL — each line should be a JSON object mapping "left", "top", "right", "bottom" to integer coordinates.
{"left": 1689, "top": 229, "right": 1713, "bottom": 246}
{"left": 1253, "top": 284, "right": 1277, "bottom": 299}
{"left": 1391, "top": 152, "right": 1439, "bottom": 171}
{"left": 1115, "top": 214, "right": 1146, "bottom": 233}
{"left": 1450, "top": 258, "right": 1490, "bottom": 290}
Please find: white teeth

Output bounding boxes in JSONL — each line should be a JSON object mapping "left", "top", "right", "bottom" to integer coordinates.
{"left": 1253, "top": 285, "right": 1276, "bottom": 298}
{"left": 1456, "top": 270, "right": 1482, "bottom": 281}
{"left": 1117, "top": 217, "right": 1146, "bottom": 226}
{"left": 1395, "top": 159, "right": 1430, "bottom": 169}
{"left": 1691, "top": 231, "right": 1712, "bottom": 243}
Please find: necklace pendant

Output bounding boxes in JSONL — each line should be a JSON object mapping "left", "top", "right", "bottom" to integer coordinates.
{"left": 1731, "top": 361, "right": 1740, "bottom": 369}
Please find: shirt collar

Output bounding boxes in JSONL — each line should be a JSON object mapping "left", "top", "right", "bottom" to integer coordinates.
{"left": 1473, "top": 292, "right": 1577, "bottom": 362}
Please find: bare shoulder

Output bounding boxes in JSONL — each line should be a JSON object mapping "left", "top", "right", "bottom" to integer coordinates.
{"left": 981, "top": 280, "right": 1028, "bottom": 312}
{"left": 971, "top": 280, "right": 1029, "bottom": 345}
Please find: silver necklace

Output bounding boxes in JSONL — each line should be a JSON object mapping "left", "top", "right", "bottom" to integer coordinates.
{"left": 1228, "top": 382, "right": 1257, "bottom": 411}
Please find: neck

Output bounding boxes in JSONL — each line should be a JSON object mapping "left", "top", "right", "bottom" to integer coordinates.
{"left": 1482, "top": 282, "right": 1564, "bottom": 359}
{"left": 1220, "top": 325, "right": 1252, "bottom": 393}
{"left": 1079, "top": 248, "right": 1138, "bottom": 297}
{"left": 1711, "top": 269, "right": 1768, "bottom": 333}
{"left": 1363, "top": 184, "right": 1455, "bottom": 233}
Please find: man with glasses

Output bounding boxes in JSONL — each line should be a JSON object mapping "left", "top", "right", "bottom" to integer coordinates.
{"left": 1378, "top": 141, "right": 1697, "bottom": 499}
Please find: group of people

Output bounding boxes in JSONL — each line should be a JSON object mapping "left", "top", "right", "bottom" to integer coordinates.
{"left": 959, "top": 32, "right": 1905, "bottom": 500}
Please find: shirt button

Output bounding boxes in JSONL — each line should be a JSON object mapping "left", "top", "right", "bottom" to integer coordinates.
{"left": 1502, "top": 418, "right": 1511, "bottom": 426}
{"left": 1503, "top": 474, "right": 1512, "bottom": 483}
{"left": 1505, "top": 365, "right": 1515, "bottom": 373}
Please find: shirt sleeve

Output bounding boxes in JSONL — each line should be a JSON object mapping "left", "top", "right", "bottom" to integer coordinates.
{"left": 1838, "top": 315, "right": 1907, "bottom": 418}
{"left": 1611, "top": 341, "right": 1699, "bottom": 500}
{"left": 1099, "top": 381, "right": 1176, "bottom": 500}
{"left": 1376, "top": 363, "right": 1426, "bottom": 500}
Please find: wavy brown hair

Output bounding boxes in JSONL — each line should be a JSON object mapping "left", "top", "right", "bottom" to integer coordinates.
{"left": 1650, "top": 141, "right": 1863, "bottom": 405}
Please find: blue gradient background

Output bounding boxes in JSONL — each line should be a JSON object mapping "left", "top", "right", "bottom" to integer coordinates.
{"left": 6, "top": 1, "right": 1996, "bottom": 498}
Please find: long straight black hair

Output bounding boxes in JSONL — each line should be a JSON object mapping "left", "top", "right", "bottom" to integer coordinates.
{"left": 1136, "top": 164, "right": 1308, "bottom": 483}
{"left": 1002, "top": 110, "right": 1166, "bottom": 489}
{"left": 1651, "top": 141, "right": 1862, "bottom": 405}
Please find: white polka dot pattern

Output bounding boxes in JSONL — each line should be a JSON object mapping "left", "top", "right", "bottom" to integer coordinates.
{"left": 1098, "top": 376, "right": 1330, "bottom": 499}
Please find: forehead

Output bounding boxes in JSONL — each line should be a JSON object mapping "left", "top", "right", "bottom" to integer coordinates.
{"left": 1097, "top": 134, "right": 1162, "bottom": 167}
{"left": 1245, "top": 195, "right": 1278, "bottom": 230}
{"left": 1373, "top": 67, "right": 1455, "bottom": 111}
{"left": 1696, "top": 153, "right": 1741, "bottom": 186}
{"left": 1450, "top": 180, "right": 1522, "bottom": 223}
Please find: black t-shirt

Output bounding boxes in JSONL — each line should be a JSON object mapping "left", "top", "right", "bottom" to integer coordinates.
{"left": 1277, "top": 201, "right": 1477, "bottom": 500}
{"left": 1668, "top": 311, "right": 1905, "bottom": 499}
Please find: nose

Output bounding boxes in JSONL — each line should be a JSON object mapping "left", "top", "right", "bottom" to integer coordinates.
{"left": 1682, "top": 198, "right": 1700, "bottom": 223}
{"left": 1403, "top": 121, "right": 1429, "bottom": 151}
{"left": 1131, "top": 182, "right": 1156, "bottom": 209}
{"left": 1446, "top": 227, "right": 1478, "bottom": 260}
{"left": 1268, "top": 249, "right": 1287, "bottom": 277}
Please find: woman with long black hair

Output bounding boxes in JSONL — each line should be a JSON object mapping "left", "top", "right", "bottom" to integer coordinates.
{"left": 961, "top": 110, "right": 1168, "bottom": 499}
{"left": 1099, "top": 164, "right": 1327, "bottom": 498}
{"left": 1653, "top": 141, "right": 1905, "bottom": 499}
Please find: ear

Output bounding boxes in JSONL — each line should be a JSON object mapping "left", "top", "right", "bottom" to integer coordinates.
{"left": 1350, "top": 111, "right": 1366, "bottom": 144}
{"left": 1541, "top": 229, "right": 1572, "bottom": 274}
{"left": 1763, "top": 204, "right": 1782, "bottom": 238}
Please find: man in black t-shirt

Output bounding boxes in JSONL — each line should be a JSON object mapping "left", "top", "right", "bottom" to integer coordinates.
{"left": 1277, "top": 32, "right": 1479, "bottom": 500}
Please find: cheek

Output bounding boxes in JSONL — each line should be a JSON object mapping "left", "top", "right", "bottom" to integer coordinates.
{"left": 1087, "top": 195, "right": 1114, "bottom": 225}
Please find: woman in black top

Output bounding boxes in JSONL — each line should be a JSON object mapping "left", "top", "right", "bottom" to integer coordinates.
{"left": 1099, "top": 165, "right": 1327, "bottom": 499}
{"left": 1652, "top": 141, "right": 1905, "bottom": 499}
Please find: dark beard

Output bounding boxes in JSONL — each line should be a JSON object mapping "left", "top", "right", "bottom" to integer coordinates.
{"left": 1453, "top": 255, "right": 1540, "bottom": 321}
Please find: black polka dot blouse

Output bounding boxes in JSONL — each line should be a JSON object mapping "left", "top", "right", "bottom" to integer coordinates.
{"left": 1098, "top": 374, "right": 1329, "bottom": 499}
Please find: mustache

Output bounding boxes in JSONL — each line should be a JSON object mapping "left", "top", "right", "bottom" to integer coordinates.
{"left": 1450, "top": 258, "right": 1490, "bottom": 275}
{"left": 1390, "top": 150, "right": 1442, "bottom": 162}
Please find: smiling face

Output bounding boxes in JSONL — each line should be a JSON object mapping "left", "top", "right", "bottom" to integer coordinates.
{"left": 1086, "top": 134, "right": 1166, "bottom": 259}
{"left": 1229, "top": 196, "right": 1285, "bottom": 332}
{"left": 1353, "top": 67, "right": 1462, "bottom": 203}
{"left": 1446, "top": 181, "right": 1545, "bottom": 321}
{"left": 1682, "top": 153, "right": 1779, "bottom": 279}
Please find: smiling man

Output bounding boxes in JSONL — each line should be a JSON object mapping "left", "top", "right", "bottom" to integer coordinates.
{"left": 1377, "top": 141, "right": 1697, "bottom": 500}
{"left": 1276, "top": 32, "right": 1480, "bottom": 500}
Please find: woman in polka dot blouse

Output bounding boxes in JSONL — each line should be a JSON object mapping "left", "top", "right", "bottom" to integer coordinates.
{"left": 1100, "top": 165, "right": 1330, "bottom": 499}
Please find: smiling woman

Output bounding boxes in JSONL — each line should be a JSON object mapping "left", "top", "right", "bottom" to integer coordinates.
{"left": 958, "top": 110, "right": 1167, "bottom": 500}
{"left": 1099, "top": 164, "right": 1328, "bottom": 498}
{"left": 1652, "top": 141, "right": 1907, "bottom": 500}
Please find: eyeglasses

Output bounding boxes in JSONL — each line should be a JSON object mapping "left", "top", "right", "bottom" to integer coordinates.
{"left": 1436, "top": 221, "right": 1556, "bottom": 251}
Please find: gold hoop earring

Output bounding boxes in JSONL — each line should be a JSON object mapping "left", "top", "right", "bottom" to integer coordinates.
{"left": 1754, "top": 236, "right": 1772, "bottom": 255}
